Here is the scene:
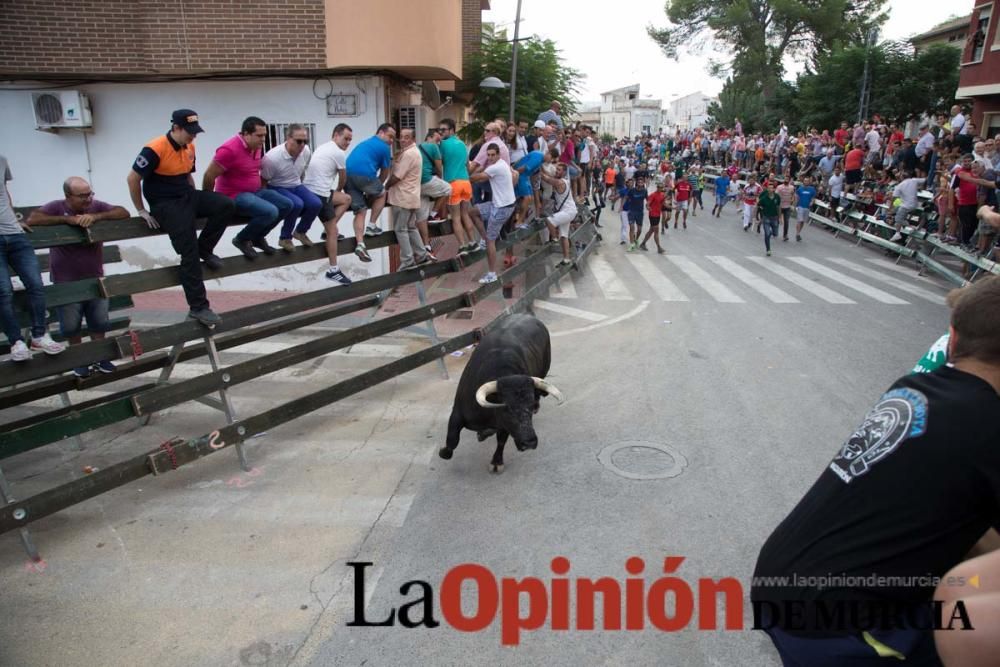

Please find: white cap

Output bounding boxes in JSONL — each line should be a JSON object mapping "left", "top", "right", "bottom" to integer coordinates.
{"left": 533, "top": 120, "right": 546, "bottom": 129}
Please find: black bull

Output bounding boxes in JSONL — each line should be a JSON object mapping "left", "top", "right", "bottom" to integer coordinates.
{"left": 439, "top": 314, "right": 564, "bottom": 473}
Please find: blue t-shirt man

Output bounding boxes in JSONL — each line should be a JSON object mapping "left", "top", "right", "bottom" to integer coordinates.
{"left": 513, "top": 150, "right": 544, "bottom": 197}
{"left": 345, "top": 136, "right": 391, "bottom": 179}
{"left": 715, "top": 174, "right": 731, "bottom": 197}
{"left": 796, "top": 184, "right": 818, "bottom": 209}
{"left": 626, "top": 185, "right": 647, "bottom": 219}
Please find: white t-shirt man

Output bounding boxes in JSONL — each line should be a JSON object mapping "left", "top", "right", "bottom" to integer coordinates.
{"left": 828, "top": 172, "right": 845, "bottom": 200}
{"left": 865, "top": 129, "right": 881, "bottom": 153}
{"left": 484, "top": 159, "right": 516, "bottom": 208}
{"left": 893, "top": 177, "right": 923, "bottom": 210}
{"left": 951, "top": 112, "right": 966, "bottom": 135}
{"left": 916, "top": 131, "right": 934, "bottom": 158}
{"left": 302, "top": 141, "right": 347, "bottom": 197}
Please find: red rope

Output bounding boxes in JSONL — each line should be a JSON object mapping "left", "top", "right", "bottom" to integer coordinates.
{"left": 158, "top": 441, "right": 178, "bottom": 470}
{"left": 128, "top": 330, "right": 143, "bottom": 361}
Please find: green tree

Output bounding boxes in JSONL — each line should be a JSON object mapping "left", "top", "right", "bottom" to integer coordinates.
{"left": 648, "top": 0, "right": 888, "bottom": 101}
{"left": 463, "top": 34, "right": 583, "bottom": 141}
{"left": 795, "top": 42, "right": 960, "bottom": 130}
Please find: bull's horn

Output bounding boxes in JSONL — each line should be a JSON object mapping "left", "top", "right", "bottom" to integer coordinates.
{"left": 532, "top": 377, "right": 565, "bottom": 404}
{"left": 475, "top": 380, "right": 504, "bottom": 408}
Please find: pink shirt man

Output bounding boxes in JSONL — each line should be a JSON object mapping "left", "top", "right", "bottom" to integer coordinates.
{"left": 211, "top": 135, "right": 263, "bottom": 198}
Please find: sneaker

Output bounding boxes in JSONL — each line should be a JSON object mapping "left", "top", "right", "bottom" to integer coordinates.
{"left": 251, "top": 238, "right": 276, "bottom": 255}
{"left": 278, "top": 238, "right": 295, "bottom": 252}
{"left": 324, "top": 268, "right": 353, "bottom": 285}
{"left": 796, "top": 234, "right": 802, "bottom": 242}
{"left": 478, "top": 240, "right": 487, "bottom": 250}
{"left": 782, "top": 237, "right": 788, "bottom": 242}
{"left": 200, "top": 253, "right": 223, "bottom": 271}
{"left": 766, "top": 250, "right": 772, "bottom": 257}
{"left": 743, "top": 225, "right": 749, "bottom": 232}
{"left": 293, "top": 232, "right": 314, "bottom": 247}
{"left": 626, "top": 243, "right": 637, "bottom": 252}
{"left": 188, "top": 307, "right": 222, "bottom": 327}
{"left": 889, "top": 232, "right": 903, "bottom": 242}
{"left": 478, "top": 272, "right": 498, "bottom": 284}
{"left": 657, "top": 248, "right": 666, "bottom": 254}
{"left": 555, "top": 258, "right": 572, "bottom": 267}
{"left": 364, "top": 225, "right": 382, "bottom": 237}
{"left": 620, "top": 241, "right": 626, "bottom": 246}
{"left": 95, "top": 359, "right": 116, "bottom": 374}
{"left": 354, "top": 244, "right": 372, "bottom": 262}
{"left": 639, "top": 243, "right": 648, "bottom": 251}
{"left": 233, "top": 238, "right": 258, "bottom": 259}
{"left": 683, "top": 223, "right": 687, "bottom": 229}
{"left": 73, "top": 365, "right": 91, "bottom": 378}
{"left": 424, "top": 244, "right": 433, "bottom": 253}
{"left": 417, "top": 253, "right": 437, "bottom": 265}
{"left": 30, "top": 333, "right": 66, "bottom": 355}
{"left": 9, "top": 340, "right": 32, "bottom": 362}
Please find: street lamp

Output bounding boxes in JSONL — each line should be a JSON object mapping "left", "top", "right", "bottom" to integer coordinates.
{"left": 479, "top": 0, "right": 524, "bottom": 121}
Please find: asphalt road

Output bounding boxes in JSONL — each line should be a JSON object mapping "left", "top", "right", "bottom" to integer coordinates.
{"left": 0, "top": 202, "right": 951, "bottom": 667}
{"left": 299, "top": 203, "right": 951, "bottom": 666}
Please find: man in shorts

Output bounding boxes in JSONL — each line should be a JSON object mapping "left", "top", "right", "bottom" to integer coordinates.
{"left": 438, "top": 118, "right": 476, "bottom": 252}
{"left": 625, "top": 176, "right": 648, "bottom": 251}
{"left": 674, "top": 173, "right": 692, "bottom": 229}
{"left": 639, "top": 181, "right": 666, "bottom": 253}
{"left": 468, "top": 144, "right": 516, "bottom": 283}
{"left": 540, "top": 162, "right": 578, "bottom": 266}
{"left": 301, "top": 123, "right": 354, "bottom": 285}
{"left": 794, "top": 174, "right": 817, "bottom": 242}
{"left": 343, "top": 123, "right": 395, "bottom": 262}
{"left": 416, "top": 128, "right": 452, "bottom": 252}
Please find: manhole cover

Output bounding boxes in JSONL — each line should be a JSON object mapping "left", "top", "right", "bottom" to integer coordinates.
{"left": 597, "top": 441, "right": 687, "bottom": 480}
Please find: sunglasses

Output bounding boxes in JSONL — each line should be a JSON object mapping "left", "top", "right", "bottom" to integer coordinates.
{"left": 293, "top": 139, "right": 308, "bottom": 145}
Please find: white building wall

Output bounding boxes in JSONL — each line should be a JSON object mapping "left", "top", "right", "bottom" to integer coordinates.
{"left": 0, "top": 76, "right": 389, "bottom": 291}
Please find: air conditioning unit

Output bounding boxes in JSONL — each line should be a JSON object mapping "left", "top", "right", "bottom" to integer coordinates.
{"left": 31, "top": 91, "right": 93, "bottom": 130}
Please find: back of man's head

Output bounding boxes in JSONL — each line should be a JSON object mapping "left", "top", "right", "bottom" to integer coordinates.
{"left": 948, "top": 276, "right": 1000, "bottom": 364}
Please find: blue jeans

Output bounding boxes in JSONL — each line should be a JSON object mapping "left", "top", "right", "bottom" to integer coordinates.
{"left": 232, "top": 189, "right": 293, "bottom": 243}
{"left": 762, "top": 216, "right": 779, "bottom": 251}
{"left": 270, "top": 185, "right": 323, "bottom": 239}
{"left": 0, "top": 232, "right": 47, "bottom": 343}
{"left": 59, "top": 297, "right": 110, "bottom": 338}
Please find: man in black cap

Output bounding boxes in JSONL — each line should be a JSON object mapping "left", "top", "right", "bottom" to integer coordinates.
{"left": 126, "top": 109, "right": 234, "bottom": 327}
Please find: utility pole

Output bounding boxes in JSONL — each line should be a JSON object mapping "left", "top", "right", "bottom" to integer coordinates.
{"left": 509, "top": 0, "right": 523, "bottom": 121}
{"left": 857, "top": 27, "right": 878, "bottom": 124}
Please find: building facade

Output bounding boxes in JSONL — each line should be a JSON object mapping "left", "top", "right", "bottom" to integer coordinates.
{"left": 599, "top": 85, "right": 663, "bottom": 139}
{"left": 911, "top": 14, "right": 971, "bottom": 53}
{"left": 956, "top": 0, "right": 1000, "bottom": 139}
{"left": 0, "top": 0, "right": 489, "bottom": 289}
{"left": 668, "top": 92, "right": 717, "bottom": 132}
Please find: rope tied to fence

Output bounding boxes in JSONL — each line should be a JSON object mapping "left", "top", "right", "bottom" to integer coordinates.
{"left": 128, "top": 330, "right": 143, "bottom": 361}
{"left": 158, "top": 440, "right": 179, "bottom": 470}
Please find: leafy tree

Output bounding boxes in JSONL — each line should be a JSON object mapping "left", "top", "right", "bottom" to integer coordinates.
{"left": 647, "top": 0, "right": 889, "bottom": 101}
{"left": 463, "top": 34, "right": 583, "bottom": 141}
{"left": 796, "top": 42, "right": 959, "bottom": 130}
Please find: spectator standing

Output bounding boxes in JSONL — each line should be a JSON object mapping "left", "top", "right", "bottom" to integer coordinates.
{"left": 27, "top": 177, "right": 128, "bottom": 375}
{"left": 536, "top": 101, "right": 563, "bottom": 130}
{"left": 127, "top": 109, "right": 234, "bottom": 327}
{"left": 203, "top": 116, "right": 292, "bottom": 259}
{"left": 1, "top": 155, "right": 67, "bottom": 360}
{"left": 387, "top": 128, "right": 433, "bottom": 270}
{"left": 468, "top": 144, "right": 517, "bottom": 283}
{"left": 261, "top": 124, "right": 321, "bottom": 251}
{"left": 437, "top": 118, "right": 476, "bottom": 252}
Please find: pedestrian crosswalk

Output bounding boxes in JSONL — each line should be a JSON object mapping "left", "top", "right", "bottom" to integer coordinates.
{"left": 544, "top": 253, "right": 949, "bottom": 307}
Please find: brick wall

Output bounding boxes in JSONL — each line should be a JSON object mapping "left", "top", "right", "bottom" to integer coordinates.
{"left": 0, "top": 0, "right": 325, "bottom": 75}
{"left": 461, "top": 0, "right": 483, "bottom": 82}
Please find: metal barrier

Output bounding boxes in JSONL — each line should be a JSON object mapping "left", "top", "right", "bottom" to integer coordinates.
{"left": 0, "top": 209, "right": 599, "bottom": 559}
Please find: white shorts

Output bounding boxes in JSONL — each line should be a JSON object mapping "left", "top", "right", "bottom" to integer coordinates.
{"left": 796, "top": 207, "right": 810, "bottom": 223}
{"left": 676, "top": 200, "right": 689, "bottom": 211}
{"left": 550, "top": 208, "right": 577, "bottom": 238}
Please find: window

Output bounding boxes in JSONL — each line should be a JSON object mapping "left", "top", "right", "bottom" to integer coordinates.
{"left": 969, "top": 5, "right": 992, "bottom": 62}
{"left": 984, "top": 112, "right": 1000, "bottom": 139}
{"left": 264, "top": 123, "right": 317, "bottom": 153}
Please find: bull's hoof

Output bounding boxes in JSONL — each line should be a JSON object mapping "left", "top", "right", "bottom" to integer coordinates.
{"left": 438, "top": 447, "right": 454, "bottom": 460}
{"left": 490, "top": 463, "right": 504, "bottom": 474}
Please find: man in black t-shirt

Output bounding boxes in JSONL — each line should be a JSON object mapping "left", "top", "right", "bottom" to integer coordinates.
{"left": 752, "top": 276, "right": 1000, "bottom": 665}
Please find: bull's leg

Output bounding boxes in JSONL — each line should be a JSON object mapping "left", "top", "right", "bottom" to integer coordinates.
{"left": 490, "top": 431, "right": 509, "bottom": 474}
{"left": 440, "top": 410, "right": 463, "bottom": 460}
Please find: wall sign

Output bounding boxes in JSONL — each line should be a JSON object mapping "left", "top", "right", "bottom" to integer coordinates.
{"left": 327, "top": 93, "right": 358, "bottom": 117}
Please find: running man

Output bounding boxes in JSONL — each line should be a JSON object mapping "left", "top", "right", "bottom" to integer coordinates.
{"left": 712, "top": 170, "right": 730, "bottom": 217}
{"left": 794, "top": 174, "right": 818, "bottom": 242}
{"left": 639, "top": 182, "right": 666, "bottom": 253}
{"left": 674, "top": 175, "right": 692, "bottom": 229}
{"left": 625, "top": 177, "right": 648, "bottom": 251}
{"left": 741, "top": 174, "right": 762, "bottom": 232}
{"left": 758, "top": 180, "right": 781, "bottom": 257}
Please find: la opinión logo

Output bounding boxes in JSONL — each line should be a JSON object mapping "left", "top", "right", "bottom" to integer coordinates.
{"left": 346, "top": 556, "right": 743, "bottom": 645}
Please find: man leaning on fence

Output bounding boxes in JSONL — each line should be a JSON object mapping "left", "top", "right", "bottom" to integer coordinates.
{"left": 27, "top": 176, "right": 129, "bottom": 376}
{"left": 1, "top": 154, "right": 67, "bottom": 361}
{"left": 127, "top": 109, "right": 234, "bottom": 328}
{"left": 387, "top": 128, "right": 434, "bottom": 270}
